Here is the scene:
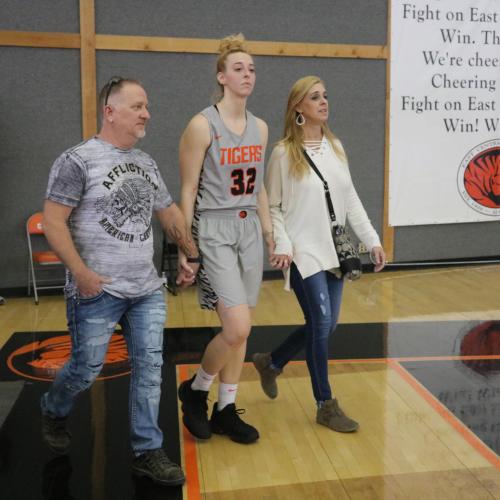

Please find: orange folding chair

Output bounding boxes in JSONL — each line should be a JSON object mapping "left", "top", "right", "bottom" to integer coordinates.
{"left": 26, "top": 212, "right": 65, "bottom": 304}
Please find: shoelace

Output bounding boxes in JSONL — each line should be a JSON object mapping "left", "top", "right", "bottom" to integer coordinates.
{"left": 225, "top": 407, "right": 247, "bottom": 425}
{"left": 143, "top": 450, "right": 173, "bottom": 473}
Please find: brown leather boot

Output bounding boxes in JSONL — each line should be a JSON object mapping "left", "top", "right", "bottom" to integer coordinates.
{"left": 316, "top": 399, "right": 359, "bottom": 432}
{"left": 252, "top": 352, "right": 281, "bottom": 399}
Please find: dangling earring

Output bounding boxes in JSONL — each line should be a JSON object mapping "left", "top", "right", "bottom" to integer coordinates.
{"left": 295, "top": 112, "right": 305, "bottom": 126}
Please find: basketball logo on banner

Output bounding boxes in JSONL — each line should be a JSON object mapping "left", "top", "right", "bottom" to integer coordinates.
{"left": 457, "top": 139, "right": 500, "bottom": 215}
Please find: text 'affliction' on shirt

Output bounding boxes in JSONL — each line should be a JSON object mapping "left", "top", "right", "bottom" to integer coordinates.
{"left": 219, "top": 146, "right": 262, "bottom": 166}
{"left": 102, "top": 163, "right": 159, "bottom": 190}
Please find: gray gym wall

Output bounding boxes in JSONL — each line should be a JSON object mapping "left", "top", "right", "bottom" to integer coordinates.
{"left": 1, "top": 0, "right": 498, "bottom": 291}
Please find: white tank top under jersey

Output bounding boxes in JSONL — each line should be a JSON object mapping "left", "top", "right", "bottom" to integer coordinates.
{"left": 196, "top": 105, "right": 264, "bottom": 212}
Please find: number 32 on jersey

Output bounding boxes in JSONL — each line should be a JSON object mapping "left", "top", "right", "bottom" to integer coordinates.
{"left": 230, "top": 167, "right": 256, "bottom": 195}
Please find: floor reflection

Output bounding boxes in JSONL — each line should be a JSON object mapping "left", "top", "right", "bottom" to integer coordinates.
{"left": 132, "top": 476, "right": 184, "bottom": 500}
{"left": 0, "top": 319, "right": 498, "bottom": 499}
{"left": 42, "top": 456, "right": 74, "bottom": 500}
{"left": 404, "top": 360, "right": 500, "bottom": 454}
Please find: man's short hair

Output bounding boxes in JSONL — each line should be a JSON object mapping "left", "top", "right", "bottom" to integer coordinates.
{"left": 98, "top": 76, "right": 143, "bottom": 120}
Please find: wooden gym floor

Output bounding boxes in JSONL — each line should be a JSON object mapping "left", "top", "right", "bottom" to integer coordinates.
{"left": 0, "top": 265, "right": 499, "bottom": 499}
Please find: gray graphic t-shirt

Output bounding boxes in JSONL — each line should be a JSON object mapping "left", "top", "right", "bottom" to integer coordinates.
{"left": 46, "top": 137, "right": 173, "bottom": 298}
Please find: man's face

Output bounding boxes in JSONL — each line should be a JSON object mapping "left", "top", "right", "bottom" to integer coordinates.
{"left": 107, "top": 83, "right": 151, "bottom": 143}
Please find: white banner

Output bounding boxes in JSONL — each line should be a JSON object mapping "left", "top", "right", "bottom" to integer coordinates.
{"left": 389, "top": 0, "right": 500, "bottom": 226}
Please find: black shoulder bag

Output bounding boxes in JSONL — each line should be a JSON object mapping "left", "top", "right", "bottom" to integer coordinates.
{"left": 303, "top": 150, "right": 362, "bottom": 280}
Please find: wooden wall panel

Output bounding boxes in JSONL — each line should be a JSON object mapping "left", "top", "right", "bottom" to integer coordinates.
{"left": 79, "top": 0, "right": 97, "bottom": 139}
{"left": 0, "top": 30, "right": 79, "bottom": 48}
{"left": 95, "top": 34, "right": 387, "bottom": 59}
{"left": 0, "top": 2, "right": 394, "bottom": 286}
{"left": 382, "top": 0, "right": 394, "bottom": 261}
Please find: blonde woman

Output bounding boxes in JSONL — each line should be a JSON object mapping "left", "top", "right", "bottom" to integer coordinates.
{"left": 253, "top": 76, "right": 385, "bottom": 432}
{"left": 177, "top": 34, "right": 278, "bottom": 444}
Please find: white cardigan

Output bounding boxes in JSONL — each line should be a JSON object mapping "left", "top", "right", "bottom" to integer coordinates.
{"left": 265, "top": 138, "right": 381, "bottom": 290}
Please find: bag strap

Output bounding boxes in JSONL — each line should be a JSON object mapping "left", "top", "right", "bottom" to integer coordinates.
{"left": 303, "top": 149, "right": 337, "bottom": 223}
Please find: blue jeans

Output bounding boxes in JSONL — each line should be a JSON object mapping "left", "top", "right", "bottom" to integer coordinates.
{"left": 41, "top": 289, "right": 166, "bottom": 454}
{"left": 271, "top": 263, "right": 343, "bottom": 402}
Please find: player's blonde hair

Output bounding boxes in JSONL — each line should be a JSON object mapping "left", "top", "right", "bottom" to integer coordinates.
{"left": 215, "top": 33, "right": 252, "bottom": 100}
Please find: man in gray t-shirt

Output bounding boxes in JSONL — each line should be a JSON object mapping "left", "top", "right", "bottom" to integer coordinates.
{"left": 40, "top": 77, "right": 200, "bottom": 486}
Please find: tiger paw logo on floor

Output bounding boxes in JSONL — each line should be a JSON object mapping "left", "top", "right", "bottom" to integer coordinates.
{"left": 458, "top": 139, "right": 500, "bottom": 215}
{"left": 460, "top": 321, "right": 500, "bottom": 375}
{"left": 7, "top": 333, "right": 130, "bottom": 381}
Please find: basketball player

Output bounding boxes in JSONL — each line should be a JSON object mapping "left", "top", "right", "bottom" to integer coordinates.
{"left": 176, "top": 34, "right": 281, "bottom": 444}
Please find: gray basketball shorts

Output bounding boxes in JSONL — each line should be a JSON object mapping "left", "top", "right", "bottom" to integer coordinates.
{"left": 194, "top": 209, "right": 263, "bottom": 310}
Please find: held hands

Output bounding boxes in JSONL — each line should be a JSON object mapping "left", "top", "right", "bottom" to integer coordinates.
{"left": 269, "top": 253, "right": 292, "bottom": 270}
{"left": 176, "top": 252, "right": 200, "bottom": 288}
{"left": 370, "top": 246, "right": 386, "bottom": 272}
{"left": 74, "top": 267, "right": 111, "bottom": 297}
{"left": 265, "top": 233, "right": 292, "bottom": 270}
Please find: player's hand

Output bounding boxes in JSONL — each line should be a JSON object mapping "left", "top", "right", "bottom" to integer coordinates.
{"left": 269, "top": 253, "right": 292, "bottom": 270}
{"left": 176, "top": 253, "right": 199, "bottom": 287}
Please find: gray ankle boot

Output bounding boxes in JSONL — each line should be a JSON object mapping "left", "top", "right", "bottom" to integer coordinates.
{"left": 316, "top": 399, "right": 359, "bottom": 432}
{"left": 252, "top": 352, "right": 281, "bottom": 399}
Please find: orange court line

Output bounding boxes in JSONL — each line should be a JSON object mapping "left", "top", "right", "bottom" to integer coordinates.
{"left": 388, "top": 359, "right": 500, "bottom": 469}
{"left": 324, "top": 354, "right": 500, "bottom": 364}
{"left": 178, "top": 365, "right": 201, "bottom": 500}
{"left": 392, "top": 354, "right": 500, "bottom": 362}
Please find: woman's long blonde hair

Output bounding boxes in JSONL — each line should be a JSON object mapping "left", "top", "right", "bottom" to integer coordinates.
{"left": 214, "top": 33, "right": 250, "bottom": 101}
{"left": 280, "top": 76, "right": 346, "bottom": 178}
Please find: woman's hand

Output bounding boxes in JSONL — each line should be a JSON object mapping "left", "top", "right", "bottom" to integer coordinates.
{"left": 270, "top": 253, "right": 292, "bottom": 269}
{"left": 370, "top": 246, "right": 386, "bottom": 272}
{"left": 264, "top": 230, "right": 290, "bottom": 269}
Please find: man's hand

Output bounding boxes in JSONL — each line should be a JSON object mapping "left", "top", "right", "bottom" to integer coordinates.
{"left": 74, "top": 267, "right": 112, "bottom": 297}
{"left": 175, "top": 252, "right": 199, "bottom": 288}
